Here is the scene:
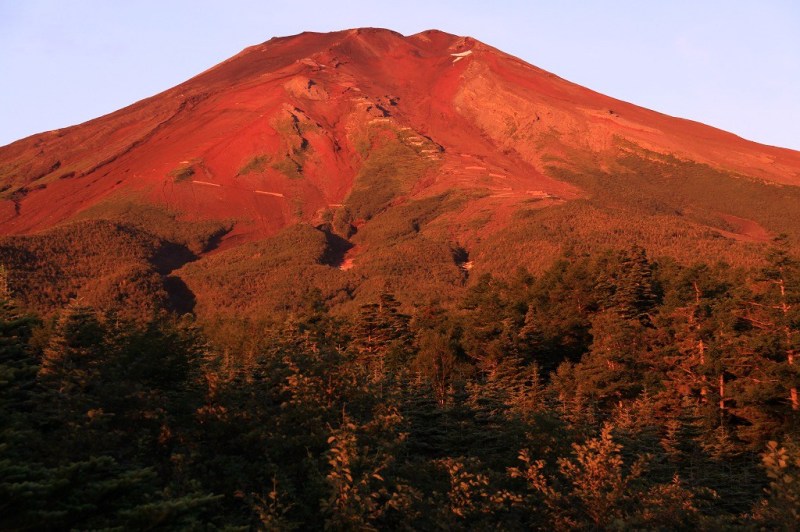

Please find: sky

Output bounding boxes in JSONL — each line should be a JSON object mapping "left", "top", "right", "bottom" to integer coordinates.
{"left": 1, "top": 0, "right": 798, "bottom": 150}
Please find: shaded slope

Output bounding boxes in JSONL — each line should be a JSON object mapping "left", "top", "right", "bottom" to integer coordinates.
{"left": 0, "top": 221, "right": 170, "bottom": 316}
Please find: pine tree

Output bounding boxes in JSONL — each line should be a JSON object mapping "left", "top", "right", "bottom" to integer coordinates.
{"left": 351, "top": 291, "right": 412, "bottom": 380}
{"left": 521, "top": 255, "right": 596, "bottom": 369}
{"left": 458, "top": 274, "right": 517, "bottom": 370}
{"left": 758, "top": 235, "right": 800, "bottom": 412}
{"left": 36, "top": 302, "right": 110, "bottom": 460}
{"left": 659, "top": 265, "right": 744, "bottom": 429}
{"left": 572, "top": 310, "right": 648, "bottom": 407}
{"left": 757, "top": 438, "right": 800, "bottom": 525}
{"left": 412, "top": 328, "right": 458, "bottom": 406}
{"left": 2, "top": 302, "right": 219, "bottom": 529}
{"left": 595, "top": 247, "right": 658, "bottom": 325}
{"left": 0, "top": 297, "right": 43, "bottom": 528}
{"left": 736, "top": 235, "right": 800, "bottom": 443}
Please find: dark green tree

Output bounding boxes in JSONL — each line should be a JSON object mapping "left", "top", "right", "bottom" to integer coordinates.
{"left": 351, "top": 290, "right": 412, "bottom": 379}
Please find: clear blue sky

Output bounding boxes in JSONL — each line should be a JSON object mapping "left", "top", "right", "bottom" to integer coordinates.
{"left": 1, "top": 0, "right": 798, "bottom": 150}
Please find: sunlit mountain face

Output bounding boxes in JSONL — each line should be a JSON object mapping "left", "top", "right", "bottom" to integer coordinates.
{"left": 2, "top": 28, "right": 799, "bottom": 318}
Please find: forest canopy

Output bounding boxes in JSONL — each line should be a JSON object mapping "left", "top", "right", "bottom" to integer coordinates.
{"left": 2, "top": 238, "right": 799, "bottom": 529}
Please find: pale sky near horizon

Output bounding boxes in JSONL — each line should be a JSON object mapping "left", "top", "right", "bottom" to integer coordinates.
{"left": 1, "top": 0, "right": 798, "bottom": 150}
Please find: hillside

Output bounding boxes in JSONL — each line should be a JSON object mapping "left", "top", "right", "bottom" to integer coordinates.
{"left": 1, "top": 28, "right": 799, "bottom": 317}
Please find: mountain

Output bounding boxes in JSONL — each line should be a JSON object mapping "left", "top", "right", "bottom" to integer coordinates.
{"left": 1, "top": 27, "right": 800, "bottom": 318}
{"left": 5, "top": 29, "right": 800, "bottom": 529}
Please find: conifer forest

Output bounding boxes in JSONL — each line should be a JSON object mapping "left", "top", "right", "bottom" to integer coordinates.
{"left": 3, "top": 239, "right": 799, "bottom": 530}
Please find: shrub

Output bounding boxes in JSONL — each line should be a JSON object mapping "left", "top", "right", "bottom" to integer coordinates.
{"left": 239, "top": 155, "right": 271, "bottom": 175}
{"left": 169, "top": 165, "right": 195, "bottom": 183}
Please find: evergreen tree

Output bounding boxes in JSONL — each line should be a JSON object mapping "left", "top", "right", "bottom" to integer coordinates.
{"left": 36, "top": 302, "right": 110, "bottom": 460}
{"left": 596, "top": 247, "right": 658, "bottom": 325}
{"left": 659, "top": 264, "right": 745, "bottom": 431}
{"left": 736, "top": 236, "right": 800, "bottom": 444}
{"left": 351, "top": 290, "right": 412, "bottom": 380}
{"left": 0, "top": 297, "right": 43, "bottom": 528}
{"left": 757, "top": 235, "right": 800, "bottom": 412}
{"left": 459, "top": 274, "right": 519, "bottom": 370}
{"left": 757, "top": 438, "right": 800, "bottom": 525}
{"left": 2, "top": 302, "right": 219, "bottom": 529}
{"left": 521, "top": 255, "right": 595, "bottom": 369}
{"left": 412, "top": 328, "right": 459, "bottom": 406}
{"left": 572, "top": 310, "right": 649, "bottom": 407}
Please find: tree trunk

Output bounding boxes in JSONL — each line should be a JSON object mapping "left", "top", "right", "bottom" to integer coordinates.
{"left": 778, "top": 278, "right": 798, "bottom": 410}
{"left": 698, "top": 339, "right": 708, "bottom": 403}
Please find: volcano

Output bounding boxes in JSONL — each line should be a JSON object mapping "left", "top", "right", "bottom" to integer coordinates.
{"left": 1, "top": 28, "right": 799, "bottom": 318}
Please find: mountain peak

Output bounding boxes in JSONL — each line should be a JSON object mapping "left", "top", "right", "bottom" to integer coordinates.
{"left": 0, "top": 27, "right": 798, "bottom": 259}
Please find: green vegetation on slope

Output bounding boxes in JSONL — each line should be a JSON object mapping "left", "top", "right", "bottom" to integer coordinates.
{"left": 547, "top": 140, "right": 800, "bottom": 240}
{"left": 0, "top": 220, "right": 168, "bottom": 317}
{"left": 463, "top": 140, "right": 800, "bottom": 278}
{"left": 474, "top": 199, "right": 765, "bottom": 276}
{"left": 345, "top": 127, "right": 438, "bottom": 221}
{"left": 179, "top": 224, "right": 352, "bottom": 318}
{"left": 74, "top": 198, "right": 232, "bottom": 254}
{"left": 238, "top": 154, "right": 271, "bottom": 175}
{"left": 179, "top": 192, "right": 475, "bottom": 319}
{"left": 169, "top": 164, "right": 195, "bottom": 183}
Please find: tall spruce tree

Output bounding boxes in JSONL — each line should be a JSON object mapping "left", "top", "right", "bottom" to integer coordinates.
{"left": 736, "top": 236, "right": 800, "bottom": 444}
{"left": 351, "top": 291, "right": 412, "bottom": 380}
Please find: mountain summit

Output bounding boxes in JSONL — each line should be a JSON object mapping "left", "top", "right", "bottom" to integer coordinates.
{"left": 1, "top": 28, "right": 799, "bottom": 316}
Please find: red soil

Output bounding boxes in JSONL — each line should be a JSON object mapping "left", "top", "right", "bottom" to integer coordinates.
{"left": 1, "top": 27, "right": 798, "bottom": 246}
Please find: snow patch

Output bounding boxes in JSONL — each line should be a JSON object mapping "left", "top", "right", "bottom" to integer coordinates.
{"left": 451, "top": 50, "right": 473, "bottom": 63}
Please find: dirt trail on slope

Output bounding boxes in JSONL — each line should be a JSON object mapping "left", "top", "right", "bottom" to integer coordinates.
{"left": 715, "top": 213, "right": 772, "bottom": 242}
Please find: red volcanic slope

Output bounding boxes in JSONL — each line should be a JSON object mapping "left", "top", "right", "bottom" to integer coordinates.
{"left": 1, "top": 28, "right": 799, "bottom": 245}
